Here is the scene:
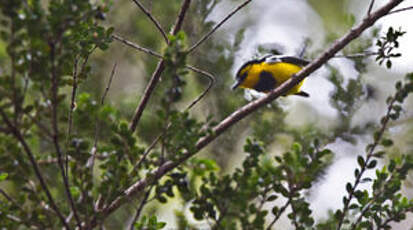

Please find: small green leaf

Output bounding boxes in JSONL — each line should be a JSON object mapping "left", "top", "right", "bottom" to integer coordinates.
{"left": 358, "top": 156, "right": 365, "bottom": 167}
{"left": 381, "top": 139, "right": 393, "bottom": 147}
{"left": 367, "top": 160, "right": 377, "bottom": 169}
{"left": 0, "top": 172, "right": 8, "bottom": 181}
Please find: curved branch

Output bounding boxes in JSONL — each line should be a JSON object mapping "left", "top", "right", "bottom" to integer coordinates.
{"left": 184, "top": 65, "right": 216, "bottom": 111}
{"left": 0, "top": 109, "right": 71, "bottom": 229}
{"left": 129, "top": 0, "right": 192, "bottom": 133}
{"left": 112, "top": 34, "right": 163, "bottom": 58}
{"left": 131, "top": 0, "right": 169, "bottom": 43}
{"left": 387, "top": 5, "right": 413, "bottom": 15}
{"left": 187, "top": 0, "right": 253, "bottom": 54}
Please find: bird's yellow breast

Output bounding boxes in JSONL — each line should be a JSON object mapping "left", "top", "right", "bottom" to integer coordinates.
{"left": 240, "top": 62, "right": 304, "bottom": 94}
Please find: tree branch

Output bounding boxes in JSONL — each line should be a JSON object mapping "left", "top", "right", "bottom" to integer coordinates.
{"left": 112, "top": 34, "right": 163, "bottom": 59}
{"left": 387, "top": 5, "right": 413, "bottom": 15}
{"left": 129, "top": 185, "right": 154, "bottom": 230}
{"left": 129, "top": 61, "right": 166, "bottom": 132}
{"left": 0, "top": 109, "right": 71, "bottom": 229}
{"left": 336, "top": 93, "right": 398, "bottom": 230}
{"left": 87, "top": 62, "right": 117, "bottom": 170}
{"left": 266, "top": 199, "right": 291, "bottom": 230}
{"left": 129, "top": 0, "right": 192, "bottom": 132}
{"left": 187, "top": 0, "right": 253, "bottom": 54}
{"left": 111, "top": 34, "right": 216, "bottom": 106}
{"left": 183, "top": 65, "right": 215, "bottom": 111}
{"left": 170, "top": 0, "right": 192, "bottom": 35}
{"left": 367, "top": 0, "right": 375, "bottom": 15}
{"left": 131, "top": 0, "right": 168, "bottom": 43}
{"left": 50, "top": 43, "right": 82, "bottom": 229}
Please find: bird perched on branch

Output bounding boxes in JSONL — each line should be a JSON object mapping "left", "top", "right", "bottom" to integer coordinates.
{"left": 231, "top": 55, "right": 310, "bottom": 97}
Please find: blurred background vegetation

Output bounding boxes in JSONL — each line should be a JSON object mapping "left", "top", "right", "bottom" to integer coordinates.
{"left": 1, "top": 0, "right": 413, "bottom": 229}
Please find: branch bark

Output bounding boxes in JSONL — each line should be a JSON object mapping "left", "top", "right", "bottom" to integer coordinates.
{"left": 129, "top": 0, "right": 192, "bottom": 132}
{"left": 50, "top": 42, "right": 82, "bottom": 229}
{"left": 131, "top": 0, "right": 168, "bottom": 43}
{"left": 0, "top": 109, "right": 71, "bottom": 229}
{"left": 187, "top": 0, "right": 252, "bottom": 54}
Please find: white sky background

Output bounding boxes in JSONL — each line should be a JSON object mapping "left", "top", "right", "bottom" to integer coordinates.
{"left": 208, "top": 0, "right": 413, "bottom": 228}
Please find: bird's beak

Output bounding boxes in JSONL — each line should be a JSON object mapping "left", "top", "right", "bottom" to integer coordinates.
{"left": 231, "top": 80, "right": 241, "bottom": 90}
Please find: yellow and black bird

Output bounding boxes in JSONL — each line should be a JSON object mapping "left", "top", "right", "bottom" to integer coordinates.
{"left": 231, "top": 55, "right": 310, "bottom": 97}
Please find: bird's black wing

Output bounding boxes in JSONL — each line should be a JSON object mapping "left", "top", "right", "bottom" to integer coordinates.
{"left": 265, "top": 55, "right": 310, "bottom": 67}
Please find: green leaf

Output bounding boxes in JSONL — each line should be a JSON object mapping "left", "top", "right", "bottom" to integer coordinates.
{"left": 357, "top": 156, "right": 365, "bottom": 168}
{"left": 381, "top": 139, "right": 393, "bottom": 147}
{"left": 0, "top": 172, "right": 8, "bottom": 181}
{"left": 266, "top": 195, "right": 278, "bottom": 202}
{"left": 346, "top": 183, "right": 352, "bottom": 193}
{"left": 367, "top": 160, "right": 377, "bottom": 169}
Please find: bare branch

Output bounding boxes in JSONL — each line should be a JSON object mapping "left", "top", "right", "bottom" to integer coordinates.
{"left": 87, "top": 62, "right": 117, "bottom": 170}
{"left": 131, "top": 0, "right": 168, "bottom": 43}
{"left": 91, "top": 1, "right": 404, "bottom": 225}
{"left": 50, "top": 43, "right": 82, "bottom": 229}
{"left": 266, "top": 200, "right": 291, "bottom": 230}
{"left": 367, "top": 0, "right": 375, "bottom": 15}
{"left": 101, "top": 63, "right": 117, "bottom": 106}
{"left": 0, "top": 188, "right": 22, "bottom": 210}
{"left": 170, "top": 0, "right": 192, "bottom": 35}
{"left": 129, "top": 66, "right": 214, "bottom": 172}
{"left": 387, "top": 5, "right": 413, "bottom": 15}
{"left": 333, "top": 51, "right": 379, "bottom": 59}
{"left": 129, "top": 185, "right": 154, "bottom": 230}
{"left": 187, "top": 0, "right": 253, "bottom": 54}
{"left": 184, "top": 65, "right": 215, "bottom": 111}
{"left": 112, "top": 34, "right": 163, "bottom": 58}
{"left": 129, "top": 0, "right": 193, "bottom": 133}
{"left": 0, "top": 109, "right": 71, "bottom": 229}
{"left": 67, "top": 57, "right": 79, "bottom": 166}
{"left": 129, "top": 61, "right": 166, "bottom": 132}
{"left": 131, "top": 134, "right": 161, "bottom": 173}
{"left": 0, "top": 126, "right": 10, "bottom": 134}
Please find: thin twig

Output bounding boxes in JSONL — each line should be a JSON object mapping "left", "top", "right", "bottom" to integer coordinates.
{"left": 101, "top": 63, "right": 117, "bottom": 106}
{"left": 129, "top": 0, "right": 193, "bottom": 133}
{"left": 129, "top": 61, "right": 166, "bottom": 132}
{"left": 336, "top": 96, "right": 397, "bottom": 230}
{"left": 0, "top": 188, "right": 22, "bottom": 210}
{"left": 50, "top": 43, "right": 82, "bottom": 229}
{"left": 333, "top": 51, "right": 379, "bottom": 59}
{"left": 387, "top": 5, "right": 413, "bottom": 15}
{"left": 92, "top": 0, "right": 405, "bottom": 226}
{"left": 131, "top": 0, "right": 169, "bottom": 43}
{"left": 266, "top": 200, "right": 292, "bottom": 230}
{"left": 87, "top": 62, "right": 117, "bottom": 170}
{"left": 187, "top": 0, "right": 253, "bottom": 54}
{"left": 0, "top": 109, "right": 71, "bottom": 229}
{"left": 67, "top": 57, "right": 79, "bottom": 145}
{"left": 112, "top": 34, "right": 215, "bottom": 110}
{"left": 183, "top": 65, "right": 215, "bottom": 111}
{"left": 376, "top": 207, "right": 413, "bottom": 230}
{"left": 170, "top": 0, "right": 192, "bottom": 35}
{"left": 129, "top": 66, "right": 214, "bottom": 172}
{"left": 367, "top": 0, "right": 375, "bottom": 15}
{"left": 0, "top": 126, "right": 10, "bottom": 134}
{"left": 67, "top": 57, "right": 79, "bottom": 176}
{"left": 129, "top": 185, "right": 154, "bottom": 230}
{"left": 131, "top": 134, "right": 162, "bottom": 173}
{"left": 112, "top": 34, "right": 163, "bottom": 58}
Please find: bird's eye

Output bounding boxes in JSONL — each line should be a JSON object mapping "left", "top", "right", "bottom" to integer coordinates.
{"left": 239, "top": 72, "right": 247, "bottom": 82}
